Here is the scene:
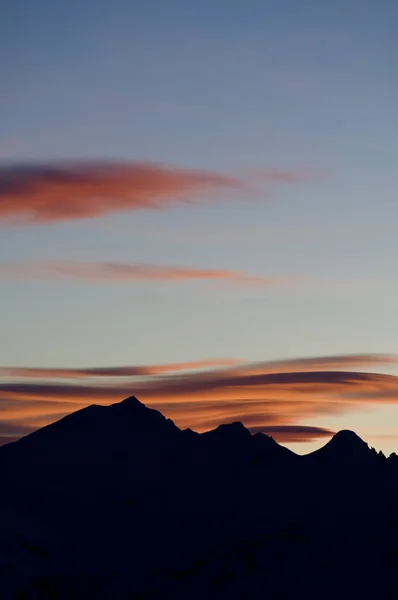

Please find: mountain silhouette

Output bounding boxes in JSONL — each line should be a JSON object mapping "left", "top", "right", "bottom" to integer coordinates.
{"left": 0, "top": 396, "right": 181, "bottom": 468}
{"left": 304, "top": 429, "right": 383, "bottom": 466}
{"left": 1, "top": 396, "right": 398, "bottom": 599}
{"left": 7, "top": 395, "right": 179, "bottom": 448}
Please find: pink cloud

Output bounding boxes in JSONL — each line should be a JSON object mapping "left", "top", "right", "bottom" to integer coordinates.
{"left": 0, "top": 160, "right": 307, "bottom": 226}
{"left": 0, "top": 160, "right": 240, "bottom": 224}
{"left": 0, "top": 260, "right": 292, "bottom": 286}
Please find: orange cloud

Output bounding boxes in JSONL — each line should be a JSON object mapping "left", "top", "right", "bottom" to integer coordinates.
{"left": 0, "top": 260, "right": 291, "bottom": 286}
{"left": 0, "top": 353, "right": 393, "bottom": 381}
{"left": 1, "top": 353, "right": 398, "bottom": 446}
{"left": 0, "top": 161, "right": 238, "bottom": 224}
{"left": 248, "top": 425, "right": 335, "bottom": 443}
{"left": 0, "top": 358, "right": 239, "bottom": 380}
{"left": 0, "top": 160, "right": 307, "bottom": 225}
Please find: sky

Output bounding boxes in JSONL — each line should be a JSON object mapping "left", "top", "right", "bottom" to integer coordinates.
{"left": 1, "top": 0, "right": 398, "bottom": 454}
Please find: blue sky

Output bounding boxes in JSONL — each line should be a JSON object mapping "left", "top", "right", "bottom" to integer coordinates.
{"left": 1, "top": 0, "right": 398, "bottom": 453}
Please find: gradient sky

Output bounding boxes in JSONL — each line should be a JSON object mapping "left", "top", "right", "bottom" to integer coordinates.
{"left": 1, "top": 0, "right": 398, "bottom": 454}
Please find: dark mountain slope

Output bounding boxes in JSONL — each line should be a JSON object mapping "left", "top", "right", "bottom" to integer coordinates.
{"left": 303, "top": 428, "right": 385, "bottom": 467}
{"left": 1, "top": 397, "right": 398, "bottom": 599}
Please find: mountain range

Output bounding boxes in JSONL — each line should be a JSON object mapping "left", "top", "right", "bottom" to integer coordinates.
{"left": 2, "top": 396, "right": 398, "bottom": 599}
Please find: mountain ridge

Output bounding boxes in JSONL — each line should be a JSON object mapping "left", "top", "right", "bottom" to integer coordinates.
{"left": 1, "top": 396, "right": 398, "bottom": 599}
{"left": 0, "top": 395, "right": 387, "bottom": 460}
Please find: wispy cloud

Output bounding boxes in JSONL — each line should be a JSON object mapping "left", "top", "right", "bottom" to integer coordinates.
{"left": 248, "top": 425, "right": 335, "bottom": 443}
{"left": 1, "top": 353, "right": 397, "bottom": 445}
{"left": 0, "top": 260, "right": 292, "bottom": 286}
{"left": 248, "top": 167, "right": 320, "bottom": 184}
{"left": 0, "top": 358, "right": 239, "bottom": 380}
{"left": 0, "top": 160, "right": 307, "bottom": 225}
{"left": 0, "top": 421, "right": 35, "bottom": 446}
{"left": 0, "top": 353, "right": 394, "bottom": 381}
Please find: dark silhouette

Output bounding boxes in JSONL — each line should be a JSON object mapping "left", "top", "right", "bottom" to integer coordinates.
{"left": 1, "top": 397, "right": 398, "bottom": 599}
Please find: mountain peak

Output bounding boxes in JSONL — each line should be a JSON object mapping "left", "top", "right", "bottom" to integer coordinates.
{"left": 329, "top": 429, "right": 367, "bottom": 447}
{"left": 2, "top": 396, "right": 180, "bottom": 460}
{"left": 204, "top": 421, "right": 252, "bottom": 440}
{"left": 113, "top": 395, "right": 150, "bottom": 414}
{"left": 108, "top": 396, "right": 180, "bottom": 433}
{"left": 119, "top": 396, "right": 143, "bottom": 408}
{"left": 305, "top": 429, "right": 374, "bottom": 465}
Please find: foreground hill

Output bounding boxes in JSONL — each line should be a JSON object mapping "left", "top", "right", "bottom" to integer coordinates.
{"left": 1, "top": 397, "right": 398, "bottom": 599}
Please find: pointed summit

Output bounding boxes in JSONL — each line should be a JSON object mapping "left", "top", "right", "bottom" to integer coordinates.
{"left": 119, "top": 395, "right": 142, "bottom": 408}
{"left": 0, "top": 397, "right": 181, "bottom": 466}
{"left": 115, "top": 395, "right": 159, "bottom": 414}
{"left": 108, "top": 396, "right": 180, "bottom": 434}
